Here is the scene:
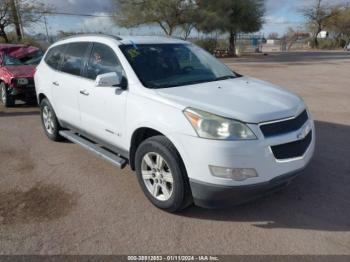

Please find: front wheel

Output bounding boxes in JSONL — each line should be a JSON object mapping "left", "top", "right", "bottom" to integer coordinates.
{"left": 135, "top": 136, "right": 192, "bottom": 212}
{"left": 0, "top": 82, "right": 15, "bottom": 107}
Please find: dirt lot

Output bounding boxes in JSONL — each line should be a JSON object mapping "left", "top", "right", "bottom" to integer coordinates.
{"left": 0, "top": 52, "right": 349, "bottom": 255}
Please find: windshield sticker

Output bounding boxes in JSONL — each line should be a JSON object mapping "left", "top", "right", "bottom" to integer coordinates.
{"left": 128, "top": 48, "right": 140, "bottom": 58}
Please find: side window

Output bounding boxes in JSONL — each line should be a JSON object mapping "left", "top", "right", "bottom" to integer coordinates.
{"left": 45, "top": 45, "right": 66, "bottom": 70}
{"left": 85, "top": 43, "right": 124, "bottom": 80}
{"left": 60, "top": 42, "right": 89, "bottom": 76}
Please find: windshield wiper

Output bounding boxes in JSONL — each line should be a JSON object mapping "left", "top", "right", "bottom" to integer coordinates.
{"left": 147, "top": 75, "right": 239, "bottom": 89}
{"left": 214, "top": 75, "right": 236, "bottom": 81}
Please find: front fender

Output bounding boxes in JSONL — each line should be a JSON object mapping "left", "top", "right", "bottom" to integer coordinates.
{"left": 0, "top": 69, "right": 13, "bottom": 85}
{"left": 125, "top": 92, "right": 197, "bottom": 171}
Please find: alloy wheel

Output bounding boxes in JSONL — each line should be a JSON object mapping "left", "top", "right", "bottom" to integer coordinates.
{"left": 1, "top": 85, "right": 6, "bottom": 105}
{"left": 42, "top": 105, "right": 55, "bottom": 135}
{"left": 141, "top": 152, "right": 174, "bottom": 201}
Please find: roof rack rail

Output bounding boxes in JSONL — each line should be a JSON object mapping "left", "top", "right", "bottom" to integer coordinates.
{"left": 59, "top": 33, "right": 123, "bottom": 42}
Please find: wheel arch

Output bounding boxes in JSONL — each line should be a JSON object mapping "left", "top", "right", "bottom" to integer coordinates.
{"left": 38, "top": 93, "right": 47, "bottom": 104}
{"left": 0, "top": 76, "right": 9, "bottom": 85}
{"left": 129, "top": 127, "right": 164, "bottom": 170}
{"left": 129, "top": 127, "right": 187, "bottom": 174}
{"left": 0, "top": 79, "right": 7, "bottom": 87}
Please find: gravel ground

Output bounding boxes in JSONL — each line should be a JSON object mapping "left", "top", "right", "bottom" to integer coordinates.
{"left": 0, "top": 52, "right": 349, "bottom": 255}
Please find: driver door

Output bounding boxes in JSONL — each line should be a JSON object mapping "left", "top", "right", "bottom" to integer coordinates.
{"left": 78, "top": 42, "right": 128, "bottom": 150}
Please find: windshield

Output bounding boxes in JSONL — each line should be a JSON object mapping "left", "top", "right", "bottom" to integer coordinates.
{"left": 120, "top": 43, "right": 238, "bottom": 89}
{"left": 3, "top": 54, "right": 23, "bottom": 66}
{"left": 23, "top": 50, "right": 44, "bottom": 65}
{"left": 2, "top": 50, "right": 43, "bottom": 66}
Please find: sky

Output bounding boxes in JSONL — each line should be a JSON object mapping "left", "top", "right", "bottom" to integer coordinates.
{"left": 28, "top": 0, "right": 350, "bottom": 38}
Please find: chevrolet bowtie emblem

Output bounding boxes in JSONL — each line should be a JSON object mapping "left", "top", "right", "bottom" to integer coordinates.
{"left": 297, "top": 122, "right": 311, "bottom": 140}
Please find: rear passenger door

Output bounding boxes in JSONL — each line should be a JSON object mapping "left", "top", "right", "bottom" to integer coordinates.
{"left": 78, "top": 42, "right": 128, "bottom": 150}
{"left": 51, "top": 42, "right": 90, "bottom": 127}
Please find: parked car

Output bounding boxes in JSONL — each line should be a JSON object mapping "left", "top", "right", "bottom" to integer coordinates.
{"left": 345, "top": 43, "right": 350, "bottom": 51}
{"left": 0, "top": 44, "right": 43, "bottom": 107}
{"left": 35, "top": 35, "right": 315, "bottom": 212}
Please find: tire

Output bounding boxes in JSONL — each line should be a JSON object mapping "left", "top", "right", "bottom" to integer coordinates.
{"left": 0, "top": 82, "right": 15, "bottom": 107}
{"left": 40, "top": 98, "right": 62, "bottom": 141}
{"left": 26, "top": 98, "right": 38, "bottom": 106}
{"left": 135, "top": 135, "right": 193, "bottom": 212}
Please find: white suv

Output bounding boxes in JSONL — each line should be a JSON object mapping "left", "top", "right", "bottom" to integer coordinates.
{"left": 35, "top": 34, "right": 315, "bottom": 212}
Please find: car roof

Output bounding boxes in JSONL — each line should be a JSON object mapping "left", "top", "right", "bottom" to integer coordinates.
{"left": 55, "top": 34, "right": 189, "bottom": 46}
{"left": 119, "top": 36, "right": 188, "bottom": 45}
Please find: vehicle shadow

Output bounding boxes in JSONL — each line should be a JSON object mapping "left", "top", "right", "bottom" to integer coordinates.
{"left": 180, "top": 120, "right": 350, "bottom": 232}
{"left": 0, "top": 103, "right": 39, "bottom": 117}
{"left": 0, "top": 111, "right": 39, "bottom": 117}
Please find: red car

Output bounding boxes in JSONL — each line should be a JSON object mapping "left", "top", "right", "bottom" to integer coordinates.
{"left": 0, "top": 44, "right": 43, "bottom": 107}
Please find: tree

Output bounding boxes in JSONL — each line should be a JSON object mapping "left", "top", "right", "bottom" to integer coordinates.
{"left": 196, "top": 0, "right": 265, "bottom": 56}
{"left": 281, "top": 27, "right": 310, "bottom": 51}
{"left": 0, "top": 1, "right": 11, "bottom": 42}
{"left": 15, "top": 0, "right": 52, "bottom": 39}
{"left": 181, "top": 23, "right": 195, "bottom": 40}
{"left": 0, "top": 0, "right": 52, "bottom": 42}
{"left": 179, "top": 9, "right": 200, "bottom": 40}
{"left": 301, "top": 0, "right": 337, "bottom": 48}
{"left": 325, "top": 7, "right": 350, "bottom": 46}
{"left": 114, "top": 0, "right": 198, "bottom": 37}
{"left": 9, "top": 0, "right": 22, "bottom": 40}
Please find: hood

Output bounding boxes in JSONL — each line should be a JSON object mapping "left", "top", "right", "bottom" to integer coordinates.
{"left": 156, "top": 76, "right": 304, "bottom": 123}
{"left": 4, "top": 65, "right": 36, "bottom": 78}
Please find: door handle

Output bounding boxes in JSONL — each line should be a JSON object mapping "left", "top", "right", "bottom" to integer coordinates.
{"left": 79, "top": 89, "right": 90, "bottom": 96}
{"left": 52, "top": 81, "right": 59, "bottom": 86}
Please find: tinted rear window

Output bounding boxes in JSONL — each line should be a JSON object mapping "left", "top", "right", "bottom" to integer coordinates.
{"left": 60, "top": 42, "right": 90, "bottom": 76}
{"left": 45, "top": 45, "right": 66, "bottom": 70}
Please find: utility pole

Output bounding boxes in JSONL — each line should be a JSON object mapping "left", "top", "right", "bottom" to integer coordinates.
{"left": 43, "top": 15, "right": 50, "bottom": 43}
{"left": 15, "top": 0, "right": 24, "bottom": 38}
{"left": 9, "top": 0, "right": 23, "bottom": 41}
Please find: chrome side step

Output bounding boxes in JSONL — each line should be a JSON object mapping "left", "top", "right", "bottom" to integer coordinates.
{"left": 59, "top": 130, "right": 127, "bottom": 169}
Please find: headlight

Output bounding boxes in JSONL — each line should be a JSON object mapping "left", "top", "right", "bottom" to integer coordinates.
{"left": 17, "top": 78, "right": 29, "bottom": 85}
{"left": 183, "top": 108, "right": 256, "bottom": 140}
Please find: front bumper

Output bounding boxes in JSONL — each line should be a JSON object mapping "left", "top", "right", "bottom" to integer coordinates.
{"left": 190, "top": 170, "right": 301, "bottom": 208}
{"left": 168, "top": 115, "right": 315, "bottom": 208}
{"left": 170, "top": 120, "right": 315, "bottom": 185}
{"left": 10, "top": 85, "right": 36, "bottom": 100}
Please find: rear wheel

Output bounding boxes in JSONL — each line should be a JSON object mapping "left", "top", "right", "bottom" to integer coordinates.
{"left": 40, "top": 98, "right": 62, "bottom": 141}
{"left": 0, "top": 82, "right": 15, "bottom": 107}
{"left": 135, "top": 135, "right": 192, "bottom": 212}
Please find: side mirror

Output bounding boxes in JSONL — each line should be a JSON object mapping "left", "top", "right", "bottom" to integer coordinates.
{"left": 95, "top": 72, "right": 122, "bottom": 87}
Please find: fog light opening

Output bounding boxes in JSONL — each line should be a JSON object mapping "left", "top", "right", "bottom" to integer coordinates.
{"left": 209, "top": 166, "right": 258, "bottom": 181}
